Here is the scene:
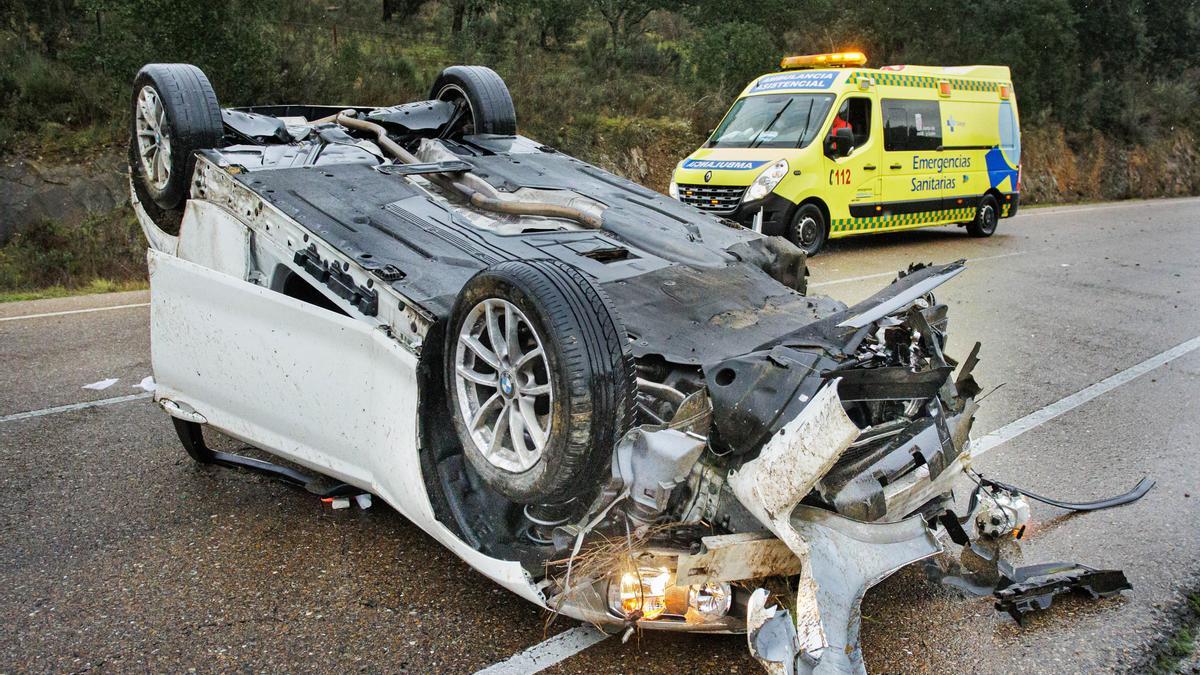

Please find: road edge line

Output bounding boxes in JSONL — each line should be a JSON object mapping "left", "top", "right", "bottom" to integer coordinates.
{"left": 0, "top": 392, "right": 154, "bottom": 424}
{"left": 474, "top": 625, "right": 610, "bottom": 675}
{"left": 973, "top": 334, "right": 1200, "bottom": 457}
{"left": 0, "top": 302, "right": 151, "bottom": 323}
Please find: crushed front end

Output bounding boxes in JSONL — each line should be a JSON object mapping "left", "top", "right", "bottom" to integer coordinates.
{"left": 536, "top": 261, "right": 981, "bottom": 671}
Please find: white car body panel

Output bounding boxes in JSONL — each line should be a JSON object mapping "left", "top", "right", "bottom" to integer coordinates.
{"left": 147, "top": 248, "right": 546, "bottom": 606}
{"left": 174, "top": 200, "right": 253, "bottom": 279}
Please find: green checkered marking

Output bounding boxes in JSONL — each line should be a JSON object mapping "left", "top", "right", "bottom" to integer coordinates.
{"left": 831, "top": 207, "right": 976, "bottom": 233}
{"left": 847, "top": 70, "right": 1004, "bottom": 93}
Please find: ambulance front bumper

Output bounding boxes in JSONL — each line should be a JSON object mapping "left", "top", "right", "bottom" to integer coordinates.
{"left": 729, "top": 194, "right": 797, "bottom": 237}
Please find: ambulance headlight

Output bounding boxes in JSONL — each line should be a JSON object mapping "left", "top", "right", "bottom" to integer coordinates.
{"left": 668, "top": 179, "right": 679, "bottom": 200}
{"left": 744, "top": 159, "right": 789, "bottom": 202}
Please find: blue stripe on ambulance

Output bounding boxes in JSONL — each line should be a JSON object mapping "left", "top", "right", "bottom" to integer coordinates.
{"left": 749, "top": 71, "right": 839, "bottom": 93}
{"left": 681, "top": 159, "right": 768, "bottom": 170}
{"left": 985, "top": 147, "right": 1018, "bottom": 192}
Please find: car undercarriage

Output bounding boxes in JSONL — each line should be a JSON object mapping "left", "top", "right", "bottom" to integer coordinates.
{"left": 129, "top": 63, "right": 1149, "bottom": 674}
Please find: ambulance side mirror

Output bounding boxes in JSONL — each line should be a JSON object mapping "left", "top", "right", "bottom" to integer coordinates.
{"left": 825, "top": 127, "right": 855, "bottom": 158}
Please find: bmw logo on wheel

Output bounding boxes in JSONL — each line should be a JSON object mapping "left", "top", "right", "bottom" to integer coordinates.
{"left": 704, "top": 170, "right": 712, "bottom": 183}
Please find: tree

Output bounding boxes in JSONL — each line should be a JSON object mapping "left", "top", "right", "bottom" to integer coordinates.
{"left": 528, "top": 0, "right": 586, "bottom": 50}
{"left": 383, "top": 0, "right": 430, "bottom": 22}
{"left": 595, "top": 0, "right": 661, "bottom": 54}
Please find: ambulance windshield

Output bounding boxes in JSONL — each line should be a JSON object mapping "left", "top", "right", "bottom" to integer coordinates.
{"left": 707, "top": 93, "right": 836, "bottom": 149}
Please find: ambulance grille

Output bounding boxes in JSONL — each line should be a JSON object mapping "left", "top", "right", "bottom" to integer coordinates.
{"left": 677, "top": 184, "right": 746, "bottom": 213}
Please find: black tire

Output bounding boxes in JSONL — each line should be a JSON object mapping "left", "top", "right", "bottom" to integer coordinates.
{"left": 444, "top": 259, "right": 635, "bottom": 504}
{"left": 967, "top": 194, "right": 999, "bottom": 237}
{"left": 788, "top": 203, "right": 828, "bottom": 256}
{"left": 129, "top": 64, "right": 223, "bottom": 232}
{"left": 430, "top": 65, "right": 517, "bottom": 137}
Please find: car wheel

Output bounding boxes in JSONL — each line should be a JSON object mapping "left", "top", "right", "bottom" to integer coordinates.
{"left": 445, "top": 259, "right": 635, "bottom": 504}
{"left": 788, "top": 204, "right": 828, "bottom": 256}
{"left": 129, "top": 63, "right": 224, "bottom": 233}
{"left": 967, "top": 194, "right": 999, "bottom": 237}
{"left": 431, "top": 65, "right": 517, "bottom": 137}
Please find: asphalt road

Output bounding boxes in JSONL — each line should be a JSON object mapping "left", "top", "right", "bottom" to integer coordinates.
{"left": 2, "top": 198, "right": 1198, "bottom": 673}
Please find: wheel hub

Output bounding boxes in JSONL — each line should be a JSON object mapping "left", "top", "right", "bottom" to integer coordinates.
{"left": 134, "top": 85, "right": 172, "bottom": 191}
{"left": 799, "top": 217, "right": 818, "bottom": 245}
{"left": 454, "top": 298, "right": 553, "bottom": 473}
{"left": 499, "top": 370, "right": 515, "bottom": 398}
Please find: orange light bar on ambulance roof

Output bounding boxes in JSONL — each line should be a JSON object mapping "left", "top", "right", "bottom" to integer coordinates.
{"left": 780, "top": 51, "right": 867, "bottom": 70}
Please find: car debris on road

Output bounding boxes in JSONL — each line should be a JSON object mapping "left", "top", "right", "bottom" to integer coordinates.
{"left": 994, "top": 561, "right": 1133, "bottom": 626}
{"left": 125, "top": 62, "right": 1154, "bottom": 674}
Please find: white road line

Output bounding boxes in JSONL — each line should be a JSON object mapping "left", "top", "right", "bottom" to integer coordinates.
{"left": 973, "top": 334, "right": 1200, "bottom": 457}
{"left": 0, "top": 392, "right": 153, "bottom": 424}
{"left": 810, "top": 250, "right": 1026, "bottom": 289}
{"left": 474, "top": 626, "right": 610, "bottom": 675}
{"left": 0, "top": 302, "right": 150, "bottom": 323}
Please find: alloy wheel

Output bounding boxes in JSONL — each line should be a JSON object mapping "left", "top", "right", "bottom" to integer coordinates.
{"left": 454, "top": 298, "right": 554, "bottom": 473}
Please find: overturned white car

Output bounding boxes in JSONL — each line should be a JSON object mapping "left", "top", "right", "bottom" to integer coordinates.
{"left": 131, "top": 62, "right": 1001, "bottom": 673}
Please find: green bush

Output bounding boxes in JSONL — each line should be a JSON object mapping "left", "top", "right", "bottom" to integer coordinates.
{"left": 0, "top": 209, "right": 147, "bottom": 291}
{"left": 0, "top": 33, "right": 115, "bottom": 150}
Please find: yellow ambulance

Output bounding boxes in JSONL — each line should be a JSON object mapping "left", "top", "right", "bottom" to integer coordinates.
{"left": 670, "top": 52, "right": 1021, "bottom": 255}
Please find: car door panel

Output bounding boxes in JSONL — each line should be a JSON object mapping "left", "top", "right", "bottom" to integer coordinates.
{"left": 148, "top": 249, "right": 551, "bottom": 604}
{"left": 148, "top": 249, "right": 419, "bottom": 496}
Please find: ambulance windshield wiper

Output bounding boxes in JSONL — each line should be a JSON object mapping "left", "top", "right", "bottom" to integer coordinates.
{"left": 749, "top": 98, "right": 793, "bottom": 148}
{"left": 794, "top": 98, "right": 816, "bottom": 148}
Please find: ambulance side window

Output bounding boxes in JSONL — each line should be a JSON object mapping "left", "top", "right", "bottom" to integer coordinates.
{"left": 883, "top": 99, "right": 942, "bottom": 151}
{"left": 831, "top": 98, "right": 873, "bottom": 145}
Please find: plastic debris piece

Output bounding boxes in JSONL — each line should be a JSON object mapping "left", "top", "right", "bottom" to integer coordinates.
{"left": 355, "top": 493, "right": 372, "bottom": 510}
{"left": 329, "top": 497, "right": 351, "bottom": 509}
{"left": 134, "top": 376, "right": 157, "bottom": 392}
{"left": 994, "top": 561, "right": 1131, "bottom": 625}
{"left": 83, "top": 378, "right": 119, "bottom": 390}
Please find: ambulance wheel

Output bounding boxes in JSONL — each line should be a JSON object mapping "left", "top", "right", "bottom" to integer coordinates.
{"left": 788, "top": 204, "right": 827, "bottom": 256}
{"left": 967, "top": 195, "right": 999, "bottom": 237}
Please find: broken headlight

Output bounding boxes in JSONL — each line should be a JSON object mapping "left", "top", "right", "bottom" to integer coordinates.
{"left": 606, "top": 566, "right": 732, "bottom": 623}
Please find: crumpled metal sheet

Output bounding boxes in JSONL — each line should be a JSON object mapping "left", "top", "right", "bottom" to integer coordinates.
{"left": 728, "top": 381, "right": 859, "bottom": 522}
{"left": 676, "top": 532, "right": 803, "bottom": 585}
{"left": 731, "top": 381, "right": 944, "bottom": 674}
{"left": 745, "top": 508, "right": 943, "bottom": 674}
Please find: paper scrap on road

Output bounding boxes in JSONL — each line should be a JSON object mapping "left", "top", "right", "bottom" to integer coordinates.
{"left": 134, "top": 376, "right": 157, "bottom": 392}
{"left": 82, "top": 378, "right": 119, "bottom": 391}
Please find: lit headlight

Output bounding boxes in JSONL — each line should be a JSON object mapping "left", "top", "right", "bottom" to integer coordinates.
{"left": 668, "top": 180, "right": 680, "bottom": 200}
{"left": 744, "top": 159, "right": 789, "bottom": 202}
{"left": 606, "top": 566, "right": 732, "bottom": 623}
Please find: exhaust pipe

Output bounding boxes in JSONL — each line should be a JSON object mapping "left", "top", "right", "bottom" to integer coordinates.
{"left": 328, "top": 111, "right": 604, "bottom": 229}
